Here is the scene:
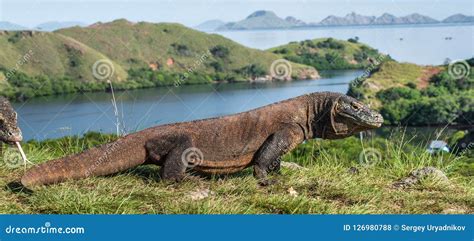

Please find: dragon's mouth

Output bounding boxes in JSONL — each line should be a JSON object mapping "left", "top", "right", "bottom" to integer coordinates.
{"left": 339, "top": 112, "right": 383, "bottom": 128}
{"left": 1, "top": 137, "right": 23, "bottom": 145}
{"left": 1, "top": 140, "right": 17, "bottom": 145}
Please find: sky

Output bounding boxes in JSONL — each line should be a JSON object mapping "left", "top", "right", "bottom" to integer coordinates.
{"left": 1, "top": 0, "right": 473, "bottom": 28}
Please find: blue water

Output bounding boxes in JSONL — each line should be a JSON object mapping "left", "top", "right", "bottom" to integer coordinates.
{"left": 213, "top": 24, "right": 474, "bottom": 65}
{"left": 14, "top": 70, "right": 362, "bottom": 141}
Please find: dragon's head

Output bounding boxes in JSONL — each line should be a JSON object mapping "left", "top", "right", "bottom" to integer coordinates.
{"left": 0, "top": 98, "right": 22, "bottom": 144}
{"left": 312, "top": 93, "right": 383, "bottom": 139}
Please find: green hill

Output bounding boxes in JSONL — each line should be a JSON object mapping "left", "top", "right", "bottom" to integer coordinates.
{"left": 58, "top": 19, "right": 304, "bottom": 73}
{"left": 0, "top": 30, "right": 127, "bottom": 99}
{"left": 348, "top": 59, "right": 473, "bottom": 126}
{"left": 269, "top": 37, "right": 385, "bottom": 70}
{"left": 0, "top": 30, "right": 126, "bottom": 82}
{"left": 0, "top": 20, "right": 318, "bottom": 100}
{"left": 348, "top": 61, "right": 426, "bottom": 108}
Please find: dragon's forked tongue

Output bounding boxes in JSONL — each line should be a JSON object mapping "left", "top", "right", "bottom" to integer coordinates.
{"left": 15, "top": 142, "right": 31, "bottom": 165}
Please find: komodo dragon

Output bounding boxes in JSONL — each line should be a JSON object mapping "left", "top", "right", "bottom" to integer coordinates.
{"left": 0, "top": 97, "right": 23, "bottom": 144}
{"left": 0, "top": 96, "right": 28, "bottom": 164}
{"left": 21, "top": 92, "right": 383, "bottom": 187}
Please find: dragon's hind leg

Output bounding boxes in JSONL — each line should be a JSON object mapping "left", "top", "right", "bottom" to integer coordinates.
{"left": 145, "top": 134, "right": 194, "bottom": 182}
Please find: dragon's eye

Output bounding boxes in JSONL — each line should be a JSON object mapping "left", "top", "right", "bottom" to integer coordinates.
{"left": 351, "top": 103, "right": 360, "bottom": 110}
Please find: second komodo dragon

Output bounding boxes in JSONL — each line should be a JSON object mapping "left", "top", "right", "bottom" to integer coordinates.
{"left": 21, "top": 92, "right": 383, "bottom": 187}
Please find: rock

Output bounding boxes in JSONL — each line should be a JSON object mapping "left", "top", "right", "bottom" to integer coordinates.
{"left": 392, "top": 167, "right": 449, "bottom": 188}
{"left": 347, "top": 167, "right": 359, "bottom": 175}
{"left": 287, "top": 187, "right": 298, "bottom": 197}
{"left": 297, "top": 67, "right": 320, "bottom": 80}
{"left": 188, "top": 188, "right": 214, "bottom": 201}
{"left": 281, "top": 161, "right": 307, "bottom": 170}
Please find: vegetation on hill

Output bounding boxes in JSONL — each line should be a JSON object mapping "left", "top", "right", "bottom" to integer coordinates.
{"left": 0, "top": 31, "right": 127, "bottom": 81}
{"left": 1, "top": 131, "right": 472, "bottom": 214}
{"left": 0, "top": 20, "right": 317, "bottom": 100}
{"left": 348, "top": 59, "right": 474, "bottom": 126}
{"left": 269, "top": 38, "right": 385, "bottom": 70}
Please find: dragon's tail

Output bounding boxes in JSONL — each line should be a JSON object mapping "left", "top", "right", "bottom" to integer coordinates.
{"left": 21, "top": 137, "right": 147, "bottom": 188}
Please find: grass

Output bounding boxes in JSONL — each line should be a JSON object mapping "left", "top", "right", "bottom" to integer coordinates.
{"left": 0, "top": 31, "right": 127, "bottom": 82}
{"left": 0, "top": 132, "right": 472, "bottom": 214}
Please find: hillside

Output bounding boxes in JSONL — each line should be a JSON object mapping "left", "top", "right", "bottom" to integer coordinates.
{"left": 57, "top": 19, "right": 317, "bottom": 79}
{"left": 35, "top": 21, "right": 88, "bottom": 31}
{"left": 0, "top": 20, "right": 318, "bottom": 100}
{"left": 348, "top": 60, "right": 473, "bottom": 126}
{"left": 0, "top": 30, "right": 127, "bottom": 82}
{"left": 269, "top": 38, "right": 385, "bottom": 70}
{"left": 348, "top": 61, "right": 426, "bottom": 108}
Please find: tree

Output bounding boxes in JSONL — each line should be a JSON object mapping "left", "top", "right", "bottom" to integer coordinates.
{"left": 210, "top": 45, "right": 230, "bottom": 59}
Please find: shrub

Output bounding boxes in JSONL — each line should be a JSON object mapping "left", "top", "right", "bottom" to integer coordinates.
{"left": 210, "top": 45, "right": 230, "bottom": 59}
{"left": 347, "top": 37, "right": 359, "bottom": 43}
{"left": 376, "top": 87, "right": 421, "bottom": 103}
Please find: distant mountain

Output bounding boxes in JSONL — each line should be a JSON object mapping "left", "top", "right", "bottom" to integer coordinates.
{"left": 0, "top": 21, "right": 28, "bottom": 30}
{"left": 206, "top": 11, "right": 474, "bottom": 31}
{"left": 320, "top": 12, "right": 438, "bottom": 26}
{"left": 35, "top": 21, "right": 87, "bottom": 31}
{"left": 194, "top": 19, "right": 226, "bottom": 31}
{"left": 284, "top": 16, "right": 306, "bottom": 27}
{"left": 217, "top": 10, "right": 295, "bottom": 30}
{"left": 398, "top": 13, "right": 438, "bottom": 24}
{"left": 320, "top": 12, "right": 375, "bottom": 25}
{"left": 442, "top": 14, "right": 474, "bottom": 23}
{"left": 373, "top": 13, "right": 404, "bottom": 25}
